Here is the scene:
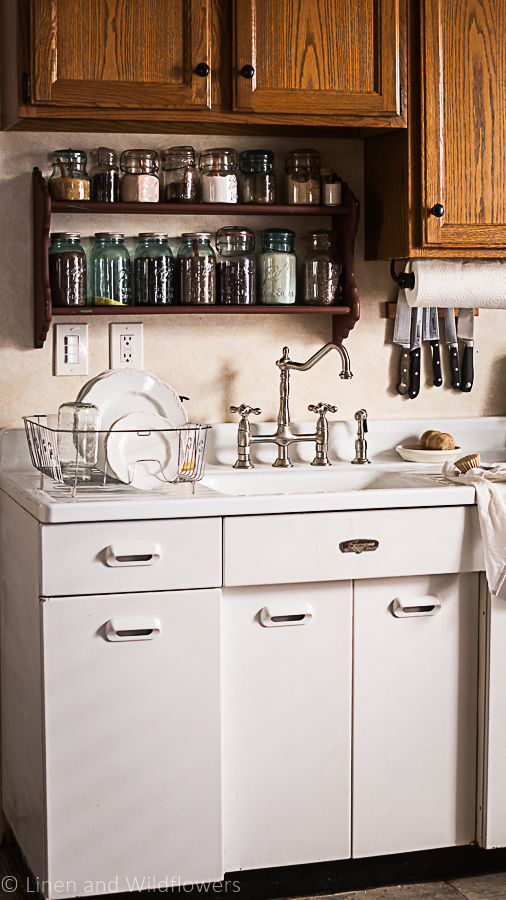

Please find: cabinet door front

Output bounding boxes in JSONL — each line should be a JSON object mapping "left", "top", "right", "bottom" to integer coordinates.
{"left": 30, "top": 0, "right": 211, "bottom": 109}
{"left": 423, "top": 0, "right": 506, "bottom": 246}
{"left": 234, "top": 0, "right": 400, "bottom": 116}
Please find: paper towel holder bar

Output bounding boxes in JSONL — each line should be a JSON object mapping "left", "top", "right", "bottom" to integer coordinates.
{"left": 390, "top": 260, "right": 415, "bottom": 290}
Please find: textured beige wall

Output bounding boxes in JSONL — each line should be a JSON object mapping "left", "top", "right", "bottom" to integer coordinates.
{"left": 1, "top": 130, "right": 505, "bottom": 428}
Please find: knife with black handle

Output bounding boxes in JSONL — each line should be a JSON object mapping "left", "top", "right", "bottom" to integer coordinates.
{"left": 393, "top": 290, "right": 412, "bottom": 395}
{"left": 423, "top": 308, "right": 443, "bottom": 387}
{"left": 444, "top": 308, "right": 461, "bottom": 390}
{"left": 409, "top": 308, "right": 422, "bottom": 399}
{"left": 457, "top": 308, "right": 474, "bottom": 392}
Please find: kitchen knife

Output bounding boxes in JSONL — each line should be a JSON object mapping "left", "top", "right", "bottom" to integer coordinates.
{"left": 444, "top": 308, "right": 461, "bottom": 390}
{"left": 393, "top": 290, "right": 411, "bottom": 395}
{"left": 422, "top": 308, "right": 443, "bottom": 387}
{"left": 409, "top": 307, "right": 423, "bottom": 399}
{"left": 457, "top": 308, "right": 474, "bottom": 392}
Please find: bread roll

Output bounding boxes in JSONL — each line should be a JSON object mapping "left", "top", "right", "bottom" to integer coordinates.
{"left": 420, "top": 430, "right": 440, "bottom": 449}
{"left": 427, "top": 431, "right": 455, "bottom": 450}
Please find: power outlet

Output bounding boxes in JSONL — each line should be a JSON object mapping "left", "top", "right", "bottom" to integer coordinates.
{"left": 54, "top": 324, "right": 89, "bottom": 375}
{"left": 109, "top": 323, "right": 144, "bottom": 369}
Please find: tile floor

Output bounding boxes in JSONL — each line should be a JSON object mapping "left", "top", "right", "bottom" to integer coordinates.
{"left": 302, "top": 873, "right": 506, "bottom": 899}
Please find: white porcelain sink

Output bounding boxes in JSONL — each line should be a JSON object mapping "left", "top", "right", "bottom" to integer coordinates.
{"left": 201, "top": 466, "right": 432, "bottom": 496}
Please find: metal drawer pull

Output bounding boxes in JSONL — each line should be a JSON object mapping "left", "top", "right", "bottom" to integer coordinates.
{"left": 105, "top": 618, "right": 161, "bottom": 641}
{"left": 105, "top": 543, "right": 161, "bottom": 567}
{"left": 392, "top": 596, "right": 441, "bottom": 618}
{"left": 340, "top": 539, "right": 379, "bottom": 554}
{"left": 260, "top": 603, "right": 313, "bottom": 627}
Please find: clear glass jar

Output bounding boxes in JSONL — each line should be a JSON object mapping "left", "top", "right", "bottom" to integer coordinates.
{"left": 58, "top": 402, "right": 100, "bottom": 483}
{"left": 134, "top": 233, "right": 174, "bottom": 305}
{"left": 178, "top": 233, "right": 216, "bottom": 305}
{"left": 90, "top": 233, "right": 131, "bottom": 306}
{"left": 216, "top": 226, "right": 255, "bottom": 305}
{"left": 259, "top": 229, "right": 296, "bottom": 305}
{"left": 302, "top": 230, "right": 342, "bottom": 305}
{"left": 49, "top": 150, "right": 90, "bottom": 201}
{"left": 48, "top": 233, "right": 87, "bottom": 307}
{"left": 120, "top": 149, "right": 160, "bottom": 202}
{"left": 162, "top": 146, "right": 198, "bottom": 203}
{"left": 199, "top": 148, "right": 238, "bottom": 203}
{"left": 239, "top": 150, "right": 276, "bottom": 204}
{"left": 321, "top": 168, "right": 342, "bottom": 206}
{"left": 91, "top": 147, "right": 119, "bottom": 202}
{"left": 285, "top": 149, "right": 321, "bottom": 204}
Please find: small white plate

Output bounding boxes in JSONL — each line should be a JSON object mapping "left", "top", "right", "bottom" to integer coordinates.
{"left": 106, "top": 413, "right": 180, "bottom": 490}
{"left": 396, "top": 444, "right": 462, "bottom": 463}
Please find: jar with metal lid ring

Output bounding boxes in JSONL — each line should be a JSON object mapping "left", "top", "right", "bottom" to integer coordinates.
{"left": 199, "top": 148, "right": 238, "bottom": 203}
{"left": 134, "top": 233, "right": 174, "bottom": 305}
{"left": 259, "top": 229, "right": 296, "bottom": 305}
{"left": 120, "top": 149, "right": 160, "bottom": 203}
{"left": 91, "top": 147, "right": 119, "bottom": 202}
{"left": 49, "top": 233, "right": 87, "bottom": 307}
{"left": 239, "top": 150, "right": 276, "bottom": 204}
{"left": 301, "top": 230, "right": 342, "bottom": 305}
{"left": 49, "top": 149, "right": 90, "bottom": 201}
{"left": 216, "top": 226, "right": 256, "bottom": 305}
{"left": 285, "top": 149, "right": 321, "bottom": 205}
{"left": 162, "top": 146, "right": 198, "bottom": 203}
{"left": 90, "top": 233, "right": 131, "bottom": 306}
{"left": 178, "top": 233, "right": 216, "bottom": 304}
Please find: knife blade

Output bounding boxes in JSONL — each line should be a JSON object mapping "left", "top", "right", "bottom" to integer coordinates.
{"left": 409, "top": 307, "right": 423, "bottom": 399}
{"left": 393, "top": 290, "right": 411, "bottom": 395}
{"left": 444, "top": 308, "right": 461, "bottom": 390}
{"left": 457, "top": 308, "right": 474, "bottom": 392}
{"left": 422, "top": 307, "right": 443, "bottom": 387}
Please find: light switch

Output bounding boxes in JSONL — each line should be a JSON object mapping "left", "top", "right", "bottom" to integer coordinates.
{"left": 55, "top": 324, "right": 89, "bottom": 375}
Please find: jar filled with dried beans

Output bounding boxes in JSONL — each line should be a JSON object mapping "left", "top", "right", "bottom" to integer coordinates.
{"left": 120, "top": 150, "right": 160, "bottom": 203}
{"left": 91, "top": 147, "right": 119, "bottom": 202}
{"left": 178, "top": 233, "right": 216, "bottom": 304}
{"left": 162, "top": 146, "right": 198, "bottom": 202}
{"left": 301, "top": 230, "right": 342, "bottom": 305}
{"left": 134, "top": 233, "right": 174, "bottom": 305}
{"left": 48, "top": 233, "right": 87, "bottom": 307}
{"left": 216, "top": 226, "right": 256, "bottom": 305}
{"left": 49, "top": 150, "right": 90, "bottom": 201}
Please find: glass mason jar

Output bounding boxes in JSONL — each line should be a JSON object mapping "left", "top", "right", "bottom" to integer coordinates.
{"left": 120, "top": 149, "right": 160, "bottom": 202}
{"left": 90, "top": 233, "right": 131, "bottom": 306}
{"left": 216, "top": 226, "right": 255, "bottom": 305}
{"left": 259, "top": 229, "right": 296, "bottom": 305}
{"left": 239, "top": 150, "right": 276, "bottom": 204}
{"left": 58, "top": 402, "right": 100, "bottom": 483}
{"left": 199, "top": 148, "right": 238, "bottom": 203}
{"left": 162, "top": 146, "right": 198, "bottom": 203}
{"left": 285, "top": 149, "right": 321, "bottom": 204}
{"left": 302, "top": 230, "right": 342, "bottom": 305}
{"left": 178, "top": 233, "right": 216, "bottom": 305}
{"left": 49, "top": 149, "right": 90, "bottom": 201}
{"left": 48, "top": 233, "right": 87, "bottom": 307}
{"left": 134, "top": 233, "right": 174, "bottom": 305}
{"left": 91, "top": 147, "right": 119, "bottom": 202}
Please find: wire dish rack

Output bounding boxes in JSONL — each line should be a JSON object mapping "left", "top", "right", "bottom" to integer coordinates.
{"left": 24, "top": 416, "right": 211, "bottom": 496}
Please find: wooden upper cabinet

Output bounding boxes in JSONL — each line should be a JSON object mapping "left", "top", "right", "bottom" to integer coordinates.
{"left": 233, "top": 0, "right": 401, "bottom": 116}
{"left": 423, "top": 0, "right": 506, "bottom": 247}
{"left": 29, "top": 0, "right": 212, "bottom": 109}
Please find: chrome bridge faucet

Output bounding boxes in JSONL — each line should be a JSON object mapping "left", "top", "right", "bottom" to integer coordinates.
{"left": 230, "top": 342, "right": 353, "bottom": 469}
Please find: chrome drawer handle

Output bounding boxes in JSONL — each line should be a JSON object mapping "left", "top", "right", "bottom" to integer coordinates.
{"left": 339, "top": 539, "right": 379, "bottom": 554}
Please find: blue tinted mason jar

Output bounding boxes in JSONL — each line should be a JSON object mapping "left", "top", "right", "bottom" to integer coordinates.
{"left": 259, "top": 229, "right": 296, "bottom": 305}
{"left": 90, "top": 233, "right": 131, "bottom": 306}
{"left": 134, "top": 233, "right": 174, "bottom": 305}
{"left": 48, "top": 233, "right": 87, "bottom": 307}
{"left": 239, "top": 150, "right": 276, "bottom": 204}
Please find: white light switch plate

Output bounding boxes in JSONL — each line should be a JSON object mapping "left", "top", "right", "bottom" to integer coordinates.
{"left": 109, "top": 323, "right": 144, "bottom": 369}
{"left": 54, "top": 324, "right": 89, "bottom": 375}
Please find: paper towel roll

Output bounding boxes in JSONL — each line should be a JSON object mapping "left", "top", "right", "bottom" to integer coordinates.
{"left": 405, "top": 258, "right": 506, "bottom": 308}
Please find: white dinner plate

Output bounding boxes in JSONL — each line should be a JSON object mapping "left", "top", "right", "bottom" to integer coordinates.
{"left": 78, "top": 369, "right": 188, "bottom": 471}
{"left": 106, "top": 413, "right": 180, "bottom": 490}
{"left": 396, "top": 444, "right": 461, "bottom": 463}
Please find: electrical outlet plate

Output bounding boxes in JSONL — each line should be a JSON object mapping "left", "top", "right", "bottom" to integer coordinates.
{"left": 54, "top": 324, "right": 89, "bottom": 375}
{"left": 109, "top": 323, "right": 144, "bottom": 370}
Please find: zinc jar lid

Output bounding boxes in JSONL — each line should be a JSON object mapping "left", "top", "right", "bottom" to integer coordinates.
{"left": 239, "top": 150, "right": 274, "bottom": 173}
{"left": 262, "top": 228, "right": 295, "bottom": 251}
{"left": 138, "top": 233, "right": 168, "bottom": 239}
{"left": 94, "top": 232, "right": 125, "bottom": 239}
{"left": 50, "top": 232, "right": 81, "bottom": 240}
{"left": 181, "top": 232, "right": 212, "bottom": 241}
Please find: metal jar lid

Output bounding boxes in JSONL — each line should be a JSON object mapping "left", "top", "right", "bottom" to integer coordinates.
{"left": 94, "top": 232, "right": 125, "bottom": 239}
{"left": 138, "top": 233, "right": 169, "bottom": 239}
{"left": 181, "top": 232, "right": 212, "bottom": 240}
{"left": 50, "top": 232, "right": 81, "bottom": 240}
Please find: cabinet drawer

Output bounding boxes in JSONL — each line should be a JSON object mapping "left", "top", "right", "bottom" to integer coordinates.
{"left": 41, "top": 518, "right": 222, "bottom": 596}
{"left": 223, "top": 507, "right": 484, "bottom": 586}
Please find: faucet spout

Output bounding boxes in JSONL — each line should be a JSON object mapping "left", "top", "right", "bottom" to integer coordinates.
{"left": 276, "top": 342, "right": 353, "bottom": 380}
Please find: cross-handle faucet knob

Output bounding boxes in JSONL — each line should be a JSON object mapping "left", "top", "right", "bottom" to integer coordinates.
{"left": 308, "top": 403, "right": 337, "bottom": 467}
{"left": 308, "top": 403, "right": 338, "bottom": 416}
{"left": 230, "top": 406, "right": 261, "bottom": 470}
{"left": 230, "top": 405, "right": 261, "bottom": 418}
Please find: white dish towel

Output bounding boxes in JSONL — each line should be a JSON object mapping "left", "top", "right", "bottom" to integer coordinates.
{"left": 405, "top": 258, "right": 506, "bottom": 308}
{"left": 443, "top": 461, "right": 506, "bottom": 595}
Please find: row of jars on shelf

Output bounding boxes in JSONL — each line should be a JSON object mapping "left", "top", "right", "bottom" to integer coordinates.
{"left": 47, "top": 147, "right": 343, "bottom": 206}
{"left": 48, "top": 229, "right": 343, "bottom": 308}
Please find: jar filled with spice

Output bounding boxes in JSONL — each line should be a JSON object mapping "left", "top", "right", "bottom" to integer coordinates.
{"left": 285, "top": 149, "right": 321, "bottom": 205}
{"left": 216, "top": 226, "right": 256, "bottom": 305}
{"left": 301, "top": 230, "right": 342, "bottom": 305}
{"left": 49, "top": 233, "right": 87, "bottom": 307}
{"left": 91, "top": 147, "right": 119, "bottom": 202}
{"left": 49, "top": 150, "right": 90, "bottom": 201}
{"left": 199, "top": 148, "right": 238, "bottom": 203}
{"left": 178, "top": 233, "right": 216, "bottom": 305}
{"left": 239, "top": 150, "right": 276, "bottom": 204}
{"left": 90, "top": 233, "right": 131, "bottom": 306}
{"left": 259, "top": 229, "right": 296, "bottom": 305}
{"left": 120, "top": 150, "right": 160, "bottom": 203}
{"left": 162, "top": 146, "right": 198, "bottom": 203}
{"left": 134, "top": 234, "right": 174, "bottom": 305}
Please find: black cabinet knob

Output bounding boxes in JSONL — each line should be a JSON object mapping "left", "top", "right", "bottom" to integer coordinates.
{"left": 195, "top": 63, "right": 210, "bottom": 77}
{"left": 430, "top": 203, "right": 445, "bottom": 217}
{"left": 240, "top": 65, "right": 255, "bottom": 79}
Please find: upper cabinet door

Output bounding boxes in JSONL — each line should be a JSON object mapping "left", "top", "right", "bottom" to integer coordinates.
{"left": 423, "top": 0, "right": 506, "bottom": 247}
{"left": 233, "top": 0, "right": 401, "bottom": 116}
{"left": 30, "top": 0, "right": 211, "bottom": 109}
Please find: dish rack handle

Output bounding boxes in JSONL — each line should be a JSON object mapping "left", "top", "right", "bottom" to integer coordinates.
{"left": 105, "top": 543, "right": 161, "bottom": 567}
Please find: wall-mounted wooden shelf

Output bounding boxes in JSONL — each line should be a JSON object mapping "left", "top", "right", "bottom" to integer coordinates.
{"left": 33, "top": 168, "right": 360, "bottom": 349}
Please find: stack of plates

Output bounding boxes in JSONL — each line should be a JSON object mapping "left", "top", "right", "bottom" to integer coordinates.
{"left": 77, "top": 369, "right": 188, "bottom": 490}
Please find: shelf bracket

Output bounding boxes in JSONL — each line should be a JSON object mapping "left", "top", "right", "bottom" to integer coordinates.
{"left": 332, "top": 181, "right": 360, "bottom": 343}
{"left": 33, "top": 168, "right": 52, "bottom": 349}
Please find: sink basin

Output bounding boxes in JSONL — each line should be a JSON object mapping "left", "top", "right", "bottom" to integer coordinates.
{"left": 201, "top": 467, "right": 432, "bottom": 496}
